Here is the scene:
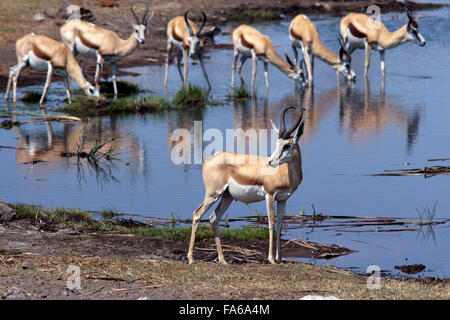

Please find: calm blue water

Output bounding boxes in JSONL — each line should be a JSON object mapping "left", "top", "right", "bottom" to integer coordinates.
{"left": 1, "top": 7, "right": 449, "bottom": 277}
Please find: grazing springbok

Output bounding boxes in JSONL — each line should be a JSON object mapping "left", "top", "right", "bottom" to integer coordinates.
{"left": 188, "top": 106, "right": 305, "bottom": 265}
{"left": 164, "top": 11, "right": 219, "bottom": 89}
{"left": 60, "top": 3, "right": 154, "bottom": 95}
{"left": 340, "top": 8, "right": 426, "bottom": 78}
{"left": 289, "top": 14, "right": 356, "bottom": 84}
{"left": 5, "top": 33, "right": 98, "bottom": 105}
{"left": 231, "top": 24, "right": 306, "bottom": 91}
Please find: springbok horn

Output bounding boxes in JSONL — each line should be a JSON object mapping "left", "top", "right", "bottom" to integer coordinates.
{"left": 130, "top": 2, "right": 140, "bottom": 24}
{"left": 196, "top": 11, "right": 207, "bottom": 36}
{"left": 282, "top": 107, "right": 304, "bottom": 139}
{"left": 279, "top": 107, "right": 294, "bottom": 139}
{"left": 142, "top": 2, "right": 149, "bottom": 24}
{"left": 184, "top": 11, "right": 195, "bottom": 36}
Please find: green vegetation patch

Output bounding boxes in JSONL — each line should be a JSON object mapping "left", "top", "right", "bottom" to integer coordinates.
{"left": 228, "top": 9, "right": 282, "bottom": 22}
{"left": 172, "top": 84, "right": 209, "bottom": 107}
{"left": 100, "top": 80, "right": 140, "bottom": 96}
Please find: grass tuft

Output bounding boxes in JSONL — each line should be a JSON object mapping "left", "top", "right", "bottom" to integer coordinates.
{"left": 100, "top": 80, "right": 140, "bottom": 96}
{"left": 172, "top": 84, "right": 209, "bottom": 107}
{"left": 20, "top": 91, "right": 44, "bottom": 103}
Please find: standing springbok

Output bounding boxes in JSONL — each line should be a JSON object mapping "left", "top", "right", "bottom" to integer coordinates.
{"left": 60, "top": 3, "right": 154, "bottom": 96}
{"left": 164, "top": 11, "right": 219, "bottom": 89}
{"left": 5, "top": 34, "right": 98, "bottom": 105}
{"left": 231, "top": 24, "right": 306, "bottom": 92}
{"left": 340, "top": 8, "right": 426, "bottom": 78}
{"left": 188, "top": 106, "right": 305, "bottom": 265}
{"left": 289, "top": 14, "right": 356, "bottom": 84}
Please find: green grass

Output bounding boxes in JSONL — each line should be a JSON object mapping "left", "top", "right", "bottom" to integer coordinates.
{"left": 227, "top": 85, "right": 252, "bottom": 100}
{"left": 172, "top": 84, "right": 209, "bottom": 107}
{"left": 228, "top": 9, "right": 281, "bottom": 22}
{"left": 416, "top": 201, "right": 437, "bottom": 224}
{"left": 100, "top": 80, "right": 140, "bottom": 96}
{"left": 7, "top": 202, "right": 269, "bottom": 242}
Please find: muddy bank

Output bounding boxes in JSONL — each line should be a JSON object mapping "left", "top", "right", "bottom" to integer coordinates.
{"left": 0, "top": 0, "right": 445, "bottom": 90}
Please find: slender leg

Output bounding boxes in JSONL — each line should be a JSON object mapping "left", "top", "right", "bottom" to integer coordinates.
{"left": 111, "top": 62, "right": 118, "bottom": 97}
{"left": 5, "top": 65, "right": 18, "bottom": 101}
{"left": 183, "top": 49, "right": 188, "bottom": 88}
{"left": 265, "top": 193, "right": 276, "bottom": 264}
{"left": 275, "top": 200, "right": 286, "bottom": 263}
{"left": 364, "top": 40, "right": 371, "bottom": 78}
{"left": 175, "top": 50, "right": 184, "bottom": 85}
{"left": 163, "top": 42, "right": 172, "bottom": 88}
{"left": 95, "top": 52, "right": 103, "bottom": 92}
{"left": 199, "top": 54, "right": 211, "bottom": 89}
{"left": 301, "top": 44, "right": 313, "bottom": 85}
{"left": 40, "top": 62, "right": 54, "bottom": 105}
{"left": 209, "top": 191, "right": 233, "bottom": 265}
{"left": 292, "top": 44, "right": 299, "bottom": 66}
{"left": 263, "top": 61, "right": 269, "bottom": 90}
{"left": 380, "top": 50, "right": 385, "bottom": 79}
{"left": 251, "top": 51, "right": 257, "bottom": 93}
{"left": 311, "top": 55, "right": 315, "bottom": 76}
{"left": 64, "top": 75, "right": 72, "bottom": 103}
{"left": 188, "top": 193, "right": 222, "bottom": 264}
{"left": 11, "top": 60, "right": 27, "bottom": 104}
{"left": 237, "top": 56, "right": 247, "bottom": 85}
{"left": 231, "top": 48, "right": 239, "bottom": 88}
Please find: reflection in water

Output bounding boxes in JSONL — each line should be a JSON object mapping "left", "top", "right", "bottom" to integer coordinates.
{"left": 337, "top": 79, "right": 422, "bottom": 153}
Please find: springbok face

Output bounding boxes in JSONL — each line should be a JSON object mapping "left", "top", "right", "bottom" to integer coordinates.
{"left": 85, "top": 83, "right": 99, "bottom": 97}
{"left": 267, "top": 107, "right": 305, "bottom": 168}
{"left": 338, "top": 36, "right": 356, "bottom": 81}
{"left": 285, "top": 54, "right": 307, "bottom": 85}
{"left": 125, "top": 3, "right": 154, "bottom": 45}
{"left": 184, "top": 11, "right": 219, "bottom": 59}
{"left": 406, "top": 9, "right": 426, "bottom": 46}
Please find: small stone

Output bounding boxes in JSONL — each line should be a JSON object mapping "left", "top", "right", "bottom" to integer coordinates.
{"left": 0, "top": 203, "right": 16, "bottom": 222}
{"left": 21, "top": 262, "right": 34, "bottom": 270}
{"left": 33, "top": 13, "right": 45, "bottom": 22}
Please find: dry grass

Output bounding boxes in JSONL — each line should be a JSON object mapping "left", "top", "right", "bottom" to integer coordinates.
{"left": 1, "top": 255, "right": 448, "bottom": 300}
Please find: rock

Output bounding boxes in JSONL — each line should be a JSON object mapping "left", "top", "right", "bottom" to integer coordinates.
{"left": 0, "top": 203, "right": 16, "bottom": 222}
{"left": 0, "top": 225, "right": 5, "bottom": 233}
{"left": 300, "top": 295, "right": 340, "bottom": 300}
{"left": 33, "top": 13, "right": 45, "bottom": 22}
{"left": 21, "top": 262, "right": 35, "bottom": 270}
{"left": 4, "top": 287, "right": 31, "bottom": 300}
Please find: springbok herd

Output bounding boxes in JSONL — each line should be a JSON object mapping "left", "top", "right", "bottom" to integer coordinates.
{"left": 3, "top": 3, "right": 426, "bottom": 264}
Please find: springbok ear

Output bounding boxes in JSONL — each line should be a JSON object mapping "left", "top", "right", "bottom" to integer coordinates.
{"left": 199, "top": 26, "right": 221, "bottom": 42}
{"left": 145, "top": 10, "right": 155, "bottom": 26}
{"left": 294, "top": 120, "right": 305, "bottom": 143}
{"left": 270, "top": 119, "right": 279, "bottom": 135}
{"left": 124, "top": 14, "right": 135, "bottom": 27}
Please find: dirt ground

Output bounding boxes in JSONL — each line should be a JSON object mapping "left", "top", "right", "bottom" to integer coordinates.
{"left": 0, "top": 215, "right": 449, "bottom": 300}
{"left": 0, "top": 0, "right": 444, "bottom": 90}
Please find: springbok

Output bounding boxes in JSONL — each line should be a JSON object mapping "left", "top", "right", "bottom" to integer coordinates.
{"left": 340, "top": 8, "right": 426, "bottom": 78}
{"left": 289, "top": 14, "right": 356, "bottom": 84}
{"left": 231, "top": 24, "right": 306, "bottom": 92}
{"left": 5, "top": 33, "right": 97, "bottom": 105}
{"left": 188, "top": 106, "right": 305, "bottom": 265}
{"left": 164, "top": 11, "right": 219, "bottom": 89}
{"left": 60, "top": 3, "right": 154, "bottom": 95}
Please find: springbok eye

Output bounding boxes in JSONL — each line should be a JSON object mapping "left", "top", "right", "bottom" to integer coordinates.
{"left": 282, "top": 144, "right": 290, "bottom": 151}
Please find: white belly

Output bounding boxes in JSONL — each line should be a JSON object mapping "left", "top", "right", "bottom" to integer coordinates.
{"left": 169, "top": 36, "right": 183, "bottom": 50}
{"left": 236, "top": 38, "right": 253, "bottom": 58}
{"left": 74, "top": 37, "right": 98, "bottom": 59}
{"left": 346, "top": 28, "right": 365, "bottom": 49}
{"left": 28, "top": 51, "right": 49, "bottom": 72}
{"left": 227, "top": 178, "right": 266, "bottom": 203}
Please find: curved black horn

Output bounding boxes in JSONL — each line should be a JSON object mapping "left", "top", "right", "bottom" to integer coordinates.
{"left": 142, "top": 2, "right": 149, "bottom": 24}
{"left": 196, "top": 11, "right": 207, "bottom": 36}
{"left": 282, "top": 107, "right": 304, "bottom": 139}
{"left": 279, "top": 107, "right": 294, "bottom": 138}
{"left": 130, "top": 2, "right": 139, "bottom": 23}
{"left": 184, "top": 11, "right": 195, "bottom": 36}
